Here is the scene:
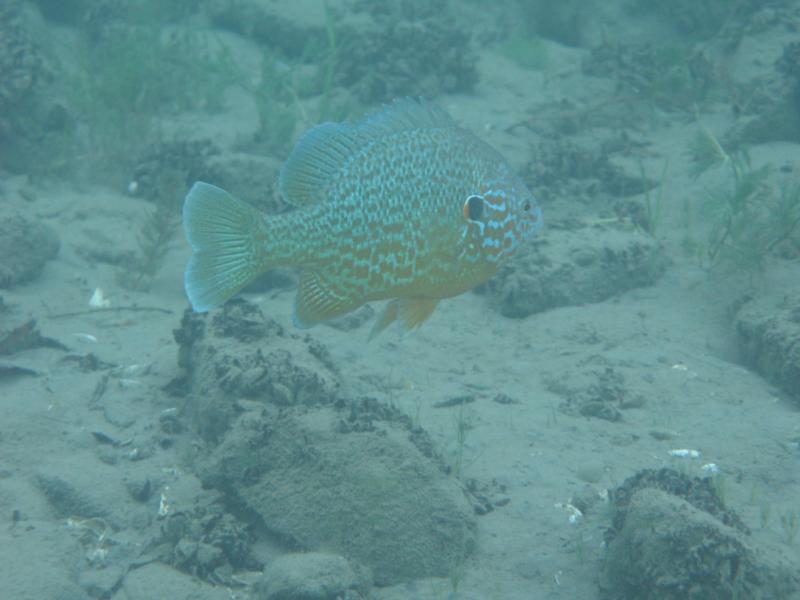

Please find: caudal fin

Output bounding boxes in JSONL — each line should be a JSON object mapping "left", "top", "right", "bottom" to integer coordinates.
{"left": 182, "top": 182, "right": 266, "bottom": 312}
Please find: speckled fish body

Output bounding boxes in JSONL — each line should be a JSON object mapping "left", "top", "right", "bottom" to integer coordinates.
{"left": 182, "top": 99, "right": 542, "bottom": 335}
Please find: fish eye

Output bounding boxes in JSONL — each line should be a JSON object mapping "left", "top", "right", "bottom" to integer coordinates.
{"left": 463, "top": 195, "right": 484, "bottom": 221}
{"left": 523, "top": 202, "right": 531, "bottom": 211}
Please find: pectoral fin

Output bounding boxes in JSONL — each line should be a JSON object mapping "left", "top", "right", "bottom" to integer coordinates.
{"left": 369, "top": 298, "right": 440, "bottom": 340}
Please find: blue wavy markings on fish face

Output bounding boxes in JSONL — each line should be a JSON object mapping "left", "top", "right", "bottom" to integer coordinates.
{"left": 462, "top": 163, "right": 542, "bottom": 264}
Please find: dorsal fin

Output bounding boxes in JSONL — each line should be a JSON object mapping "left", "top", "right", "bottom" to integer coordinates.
{"left": 278, "top": 122, "right": 358, "bottom": 206}
{"left": 278, "top": 98, "right": 458, "bottom": 206}
{"left": 357, "top": 98, "right": 458, "bottom": 138}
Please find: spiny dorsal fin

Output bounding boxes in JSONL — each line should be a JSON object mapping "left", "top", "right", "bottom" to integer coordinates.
{"left": 278, "top": 98, "right": 458, "bottom": 206}
{"left": 278, "top": 122, "right": 358, "bottom": 206}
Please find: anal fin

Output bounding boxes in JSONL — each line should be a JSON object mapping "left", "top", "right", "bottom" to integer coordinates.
{"left": 369, "top": 298, "right": 440, "bottom": 340}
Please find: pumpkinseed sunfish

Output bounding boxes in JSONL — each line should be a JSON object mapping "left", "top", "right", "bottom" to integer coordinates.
{"left": 182, "top": 98, "right": 542, "bottom": 337}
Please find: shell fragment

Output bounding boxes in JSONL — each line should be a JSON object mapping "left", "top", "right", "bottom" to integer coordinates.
{"left": 89, "top": 288, "right": 110, "bottom": 309}
{"left": 669, "top": 448, "right": 701, "bottom": 459}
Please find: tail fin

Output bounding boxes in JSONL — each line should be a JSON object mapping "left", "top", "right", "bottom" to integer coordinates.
{"left": 182, "top": 182, "right": 267, "bottom": 312}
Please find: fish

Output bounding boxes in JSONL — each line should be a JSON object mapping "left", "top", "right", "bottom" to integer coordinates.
{"left": 182, "top": 98, "right": 542, "bottom": 337}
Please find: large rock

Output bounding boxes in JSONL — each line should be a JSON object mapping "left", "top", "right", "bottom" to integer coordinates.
{"left": 174, "top": 300, "right": 342, "bottom": 442}
{"left": 481, "top": 224, "right": 667, "bottom": 318}
{"left": 735, "top": 292, "right": 800, "bottom": 402}
{"left": 254, "top": 552, "right": 361, "bottom": 600}
{"left": 601, "top": 470, "right": 800, "bottom": 600}
{"left": 198, "top": 403, "right": 476, "bottom": 586}
{"left": 175, "top": 300, "right": 476, "bottom": 585}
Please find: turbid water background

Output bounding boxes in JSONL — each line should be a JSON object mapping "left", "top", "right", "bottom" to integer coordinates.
{"left": 1, "top": 1, "right": 800, "bottom": 599}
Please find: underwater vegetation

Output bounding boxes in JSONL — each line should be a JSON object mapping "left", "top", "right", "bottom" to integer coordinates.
{"left": 782, "top": 511, "right": 799, "bottom": 545}
{"left": 68, "top": 20, "right": 237, "bottom": 180}
{"left": 636, "top": 160, "right": 669, "bottom": 238}
{"left": 248, "top": 51, "right": 300, "bottom": 156}
{"left": 583, "top": 41, "right": 714, "bottom": 112}
{"left": 685, "top": 125, "right": 800, "bottom": 270}
{"left": 0, "top": 0, "right": 240, "bottom": 181}
{"left": 119, "top": 167, "right": 186, "bottom": 291}
{"left": 221, "top": 1, "right": 349, "bottom": 155}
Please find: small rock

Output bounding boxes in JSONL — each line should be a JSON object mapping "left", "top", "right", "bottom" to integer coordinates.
{"left": 482, "top": 225, "right": 667, "bottom": 318}
{"left": 78, "top": 566, "right": 125, "bottom": 599}
{"left": 123, "top": 563, "right": 230, "bottom": 600}
{"left": 125, "top": 477, "right": 152, "bottom": 502}
{"left": 0, "top": 213, "right": 59, "bottom": 288}
{"left": 735, "top": 293, "right": 800, "bottom": 403}
{"left": 254, "top": 553, "right": 359, "bottom": 600}
{"left": 601, "top": 487, "right": 800, "bottom": 600}
{"left": 174, "top": 538, "right": 199, "bottom": 567}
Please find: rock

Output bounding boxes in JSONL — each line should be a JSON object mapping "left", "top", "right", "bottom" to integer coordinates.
{"left": 525, "top": 139, "right": 654, "bottom": 205}
{"left": 0, "top": 0, "right": 74, "bottom": 175}
{"left": 336, "top": 2, "right": 478, "bottom": 103}
{"left": 605, "top": 468, "right": 748, "bottom": 536}
{"left": 199, "top": 405, "right": 476, "bottom": 585}
{"left": 601, "top": 487, "right": 800, "bottom": 600}
{"left": 120, "top": 563, "right": 230, "bottom": 600}
{"left": 130, "top": 139, "right": 223, "bottom": 203}
{"left": 78, "top": 566, "right": 125, "bottom": 599}
{"left": 173, "top": 300, "right": 342, "bottom": 442}
{"left": 481, "top": 224, "right": 667, "bottom": 318}
{"left": 153, "top": 500, "right": 256, "bottom": 586}
{"left": 176, "top": 299, "right": 476, "bottom": 584}
{"left": 545, "top": 367, "right": 645, "bottom": 422}
{"left": 36, "top": 474, "right": 110, "bottom": 520}
{"left": 0, "top": 0, "right": 43, "bottom": 113}
{"left": 207, "top": 0, "right": 326, "bottom": 58}
{"left": 0, "top": 213, "right": 59, "bottom": 288}
{"left": 130, "top": 142, "right": 284, "bottom": 214}
{"left": 207, "top": 0, "right": 477, "bottom": 104}
{"left": 734, "top": 293, "right": 800, "bottom": 402}
{"left": 206, "top": 153, "right": 284, "bottom": 214}
{"left": 254, "top": 553, "right": 360, "bottom": 600}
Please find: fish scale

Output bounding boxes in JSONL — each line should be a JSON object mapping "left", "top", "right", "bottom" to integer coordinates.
{"left": 181, "top": 98, "right": 542, "bottom": 336}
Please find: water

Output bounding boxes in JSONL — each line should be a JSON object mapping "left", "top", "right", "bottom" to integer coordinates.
{"left": 1, "top": 1, "right": 799, "bottom": 598}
